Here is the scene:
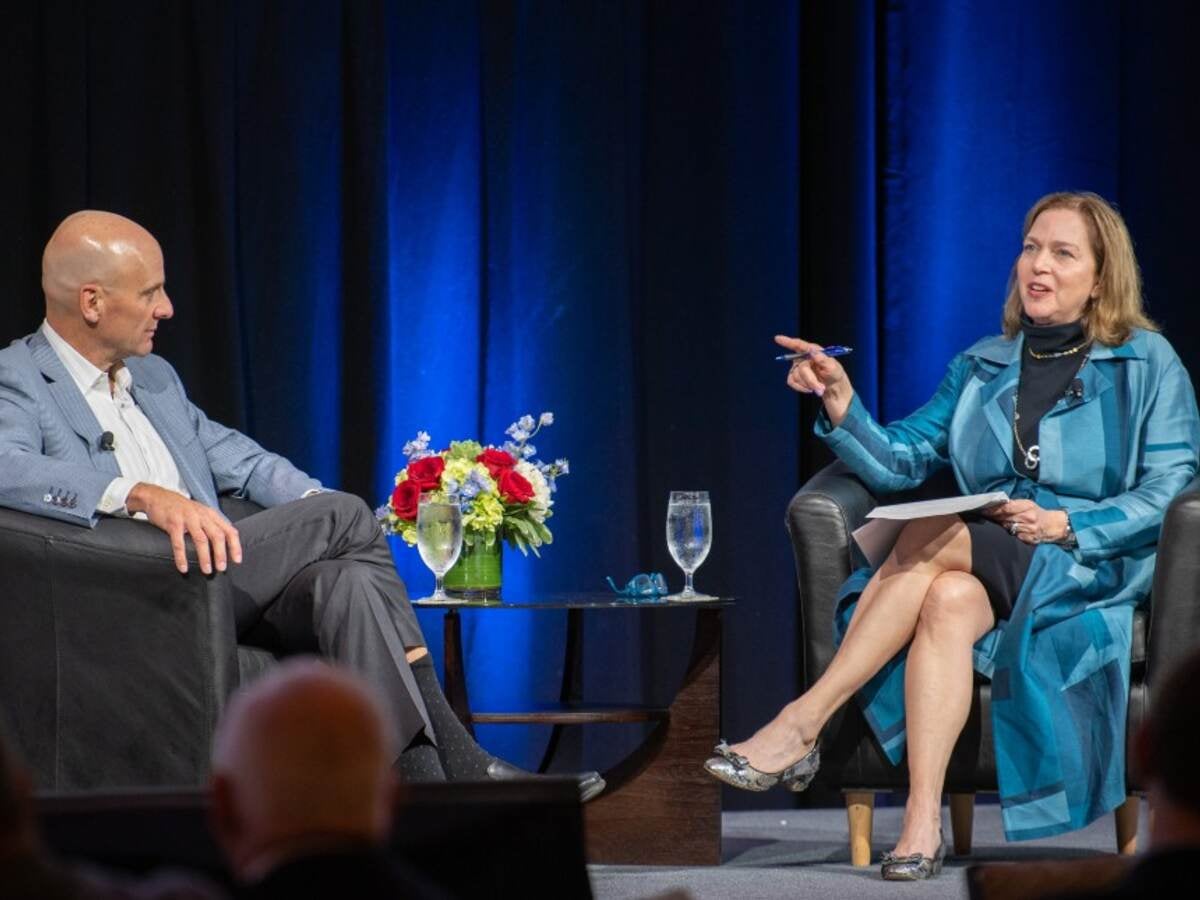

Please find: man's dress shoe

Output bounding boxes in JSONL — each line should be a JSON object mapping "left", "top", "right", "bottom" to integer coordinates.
{"left": 486, "top": 760, "right": 606, "bottom": 803}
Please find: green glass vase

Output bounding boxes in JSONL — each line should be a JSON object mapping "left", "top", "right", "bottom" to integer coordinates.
{"left": 444, "top": 537, "right": 503, "bottom": 601}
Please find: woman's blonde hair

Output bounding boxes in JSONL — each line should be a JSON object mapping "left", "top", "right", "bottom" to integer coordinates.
{"left": 1002, "top": 191, "right": 1156, "bottom": 345}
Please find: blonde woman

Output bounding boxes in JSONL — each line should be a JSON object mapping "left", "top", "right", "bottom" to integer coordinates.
{"left": 705, "top": 192, "right": 1200, "bottom": 880}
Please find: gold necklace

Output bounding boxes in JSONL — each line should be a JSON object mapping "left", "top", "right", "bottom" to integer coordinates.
{"left": 1026, "top": 339, "right": 1089, "bottom": 360}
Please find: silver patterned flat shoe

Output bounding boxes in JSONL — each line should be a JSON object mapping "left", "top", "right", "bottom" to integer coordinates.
{"left": 702, "top": 739, "right": 821, "bottom": 793}
{"left": 880, "top": 829, "right": 946, "bottom": 881}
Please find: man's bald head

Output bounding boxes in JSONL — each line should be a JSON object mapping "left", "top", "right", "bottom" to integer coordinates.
{"left": 210, "top": 660, "right": 398, "bottom": 880}
{"left": 42, "top": 211, "right": 157, "bottom": 313}
{"left": 39, "top": 210, "right": 173, "bottom": 370}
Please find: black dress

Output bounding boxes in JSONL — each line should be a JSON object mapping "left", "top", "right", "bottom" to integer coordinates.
{"left": 964, "top": 317, "right": 1088, "bottom": 620}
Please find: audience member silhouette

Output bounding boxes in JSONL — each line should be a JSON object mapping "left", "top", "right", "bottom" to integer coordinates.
{"left": 1, "top": 722, "right": 221, "bottom": 899}
{"left": 208, "top": 659, "right": 447, "bottom": 899}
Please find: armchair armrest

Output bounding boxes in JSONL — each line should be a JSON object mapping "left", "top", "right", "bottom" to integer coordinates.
{"left": 1147, "top": 475, "right": 1200, "bottom": 688}
{"left": 786, "top": 461, "right": 879, "bottom": 686}
{"left": 0, "top": 506, "right": 241, "bottom": 790}
{"left": 786, "top": 462, "right": 962, "bottom": 686}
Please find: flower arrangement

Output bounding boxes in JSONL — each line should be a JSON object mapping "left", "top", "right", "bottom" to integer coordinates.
{"left": 378, "top": 412, "right": 568, "bottom": 555}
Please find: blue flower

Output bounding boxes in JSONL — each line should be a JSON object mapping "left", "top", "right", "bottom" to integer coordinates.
{"left": 402, "top": 430, "right": 432, "bottom": 459}
{"left": 460, "top": 469, "right": 490, "bottom": 500}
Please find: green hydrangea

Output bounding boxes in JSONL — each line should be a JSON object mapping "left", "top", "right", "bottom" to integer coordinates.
{"left": 464, "top": 492, "right": 504, "bottom": 535}
{"left": 447, "top": 440, "right": 484, "bottom": 461}
{"left": 398, "top": 521, "right": 418, "bottom": 546}
{"left": 444, "top": 457, "right": 492, "bottom": 488}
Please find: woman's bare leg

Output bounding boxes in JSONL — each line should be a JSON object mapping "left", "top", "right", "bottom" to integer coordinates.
{"left": 728, "top": 514, "right": 973, "bottom": 772}
{"left": 892, "top": 571, "right": 994, "bottom": 857}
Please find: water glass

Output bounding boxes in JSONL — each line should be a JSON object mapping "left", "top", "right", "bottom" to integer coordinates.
{"left": 415, "top": 492, "right": 464, "bottom": 604}
{"left": 666, "top": 490, "right": 713, "bottom": 600}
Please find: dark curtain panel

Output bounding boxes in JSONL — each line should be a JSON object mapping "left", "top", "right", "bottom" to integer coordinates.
{"left": 2, "top": 1, "right": 1197, "bottom": 808}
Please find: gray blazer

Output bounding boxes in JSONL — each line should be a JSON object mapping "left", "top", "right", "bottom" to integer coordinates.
{"left": 0, "top": 330, "right": 321, "bottom": 526}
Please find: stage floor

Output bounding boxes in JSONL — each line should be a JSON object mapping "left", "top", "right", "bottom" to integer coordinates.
{"left": 589, "top": 800, "right": 1148, "bottom": 899}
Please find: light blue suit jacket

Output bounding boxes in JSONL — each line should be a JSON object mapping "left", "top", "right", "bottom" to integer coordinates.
{"left": 818, "top": 328, "right": 1200, "bottom": 840}
{"left": 0, "top": 330, "right": 321, "bottom": 526}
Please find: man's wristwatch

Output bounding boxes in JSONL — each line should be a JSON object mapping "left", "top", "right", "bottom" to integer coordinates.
{"left": 1060, "top": 514, "right": 1078, "bottom": 549}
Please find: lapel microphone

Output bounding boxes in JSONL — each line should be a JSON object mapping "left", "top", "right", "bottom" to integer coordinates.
{"left": 99, "top": 431, "right": 116, "bottom": 452}
{"left": 1066, "top": 379, "right": 1085, "bottom": 403}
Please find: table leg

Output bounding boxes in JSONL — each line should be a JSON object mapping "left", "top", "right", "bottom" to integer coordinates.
{"left": 441, "top": 609, "right": 475, "bottom": 737}
{"left": 583, "top": 608, "right": 722, "bottom": 865}
{"left": 536, "top": 607, "right": 583, "bottom": 773}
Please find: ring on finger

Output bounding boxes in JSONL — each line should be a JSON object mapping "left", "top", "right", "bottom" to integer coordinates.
{"left": 1008, "top": 521, "right": 1020, "bottom": 535}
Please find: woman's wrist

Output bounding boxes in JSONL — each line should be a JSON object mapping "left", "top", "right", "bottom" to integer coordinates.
{"left": 1044, "top": 510, "right": 1076, "bottom": 546}
{"left": 823, "top": 384, "right": 854, "bottom": 428}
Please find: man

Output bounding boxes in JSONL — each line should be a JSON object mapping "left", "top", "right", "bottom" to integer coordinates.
{"left": 209, "top": 660, "right": 443, "bottom": 897}
{"left": 0, "top": 210, "right": 601, "bottom": 798}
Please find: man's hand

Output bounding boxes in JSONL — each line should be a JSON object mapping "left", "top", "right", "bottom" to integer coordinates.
{"left": 125, "top": 483, "right": 243, "bottom": 575}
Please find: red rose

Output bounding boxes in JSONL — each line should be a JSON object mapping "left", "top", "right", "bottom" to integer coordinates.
{"left": 476, "top": 448, "right": 517, "bottom": 479}
{"left": 406, "top": 456, "right": 446, "bottom": 491}
{"left": 391, "top": 480, "right": 421, "bottom": 520}
{"left": 497, "top": 468, "right": 535, "bottom": 504}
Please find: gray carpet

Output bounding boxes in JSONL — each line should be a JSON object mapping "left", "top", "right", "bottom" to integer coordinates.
{"left": 589, "top": 800, "right": 1148, "bottom": 899}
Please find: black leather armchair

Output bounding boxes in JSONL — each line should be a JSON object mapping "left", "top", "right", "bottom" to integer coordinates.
{"left": 0, "top": 498, "right": 276, "bottom": 791}
{"left": 786, "top": 461, "right": 1200, "bottom": 865}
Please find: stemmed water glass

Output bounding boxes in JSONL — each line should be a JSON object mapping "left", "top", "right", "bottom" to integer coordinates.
{"left": 665, "top": 490, "right": 713, "bottom": 601}
{"left": 413, "top": 492, "right": 464, "bottom": 605}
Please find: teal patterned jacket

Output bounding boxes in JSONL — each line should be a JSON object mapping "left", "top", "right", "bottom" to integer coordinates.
{"left": 817, "top": 328, "right": 1200, "bottom": 840}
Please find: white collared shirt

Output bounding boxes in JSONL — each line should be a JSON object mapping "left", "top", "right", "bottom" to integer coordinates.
{"left": 40, "top": 320, "right": 190, "bottom": 515}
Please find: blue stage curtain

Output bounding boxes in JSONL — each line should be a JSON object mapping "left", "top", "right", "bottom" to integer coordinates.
{"left": 1, "top": 0, "right": 1198, "bottom": 804}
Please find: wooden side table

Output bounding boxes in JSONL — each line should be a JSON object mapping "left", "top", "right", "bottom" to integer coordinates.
{"left": 427, "top": 594, "right": 730, "bottom": 866}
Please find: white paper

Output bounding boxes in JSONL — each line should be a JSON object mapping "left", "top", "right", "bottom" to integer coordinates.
{"left": 865, "top": 492, "right": 1009, "bottom": 521}
{"left": 851, "top": 492, "right": 1009, "bottom": 567}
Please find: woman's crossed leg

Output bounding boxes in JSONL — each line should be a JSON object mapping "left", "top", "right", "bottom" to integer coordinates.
{"left": 724, "top": 514, "right": 995, "bottom": 856}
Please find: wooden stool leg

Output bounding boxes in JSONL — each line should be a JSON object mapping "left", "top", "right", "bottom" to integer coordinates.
{"left": 1115, "top": 795, "right": 1139, "bottom": 855}
{"left": 949, "top": 792, "right": 975, "bottom": 856}
{"left": 845, "top": 791, "right": 875, "bottom": 867}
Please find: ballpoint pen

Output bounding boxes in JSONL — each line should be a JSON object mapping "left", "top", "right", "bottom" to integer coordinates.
{"left": 775, "top": 344, "right": 853, "bottom": 362}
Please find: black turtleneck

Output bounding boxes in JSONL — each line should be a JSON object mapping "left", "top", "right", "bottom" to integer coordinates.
{"left": 1013, "top": 316, "right": 1089, "bottom": 481}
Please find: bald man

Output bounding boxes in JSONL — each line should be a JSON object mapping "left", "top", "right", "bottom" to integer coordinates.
{"left": 0, "top": 211, "right": 603, "bottom": 800}
{"left": 210, "top": 660, "right": 442, "bottom": 897}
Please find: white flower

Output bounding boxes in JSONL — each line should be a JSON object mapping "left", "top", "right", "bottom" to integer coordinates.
{"left": 518, "top": 414, "right": 536, "bottom": 433}
{"left": 539, "top": 412, "right": 554, "bottom": 426}
{"left": 516, "top": 461, "right": 551, "bottom": 520}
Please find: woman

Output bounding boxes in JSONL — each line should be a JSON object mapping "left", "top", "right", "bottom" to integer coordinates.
{"left": 704, "top": 192, "right": 1200, "bottom": 880}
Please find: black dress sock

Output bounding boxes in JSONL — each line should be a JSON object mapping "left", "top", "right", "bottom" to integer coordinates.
{"left": 411, "top": 655, "right": 499, "bottom": 780}
{"left": 393, "top": 731, "right": 446, "bottom": 782}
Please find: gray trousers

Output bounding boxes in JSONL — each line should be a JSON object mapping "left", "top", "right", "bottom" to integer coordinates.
{"left": 228, "top": 491, "right": 433, "bottom": 748}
